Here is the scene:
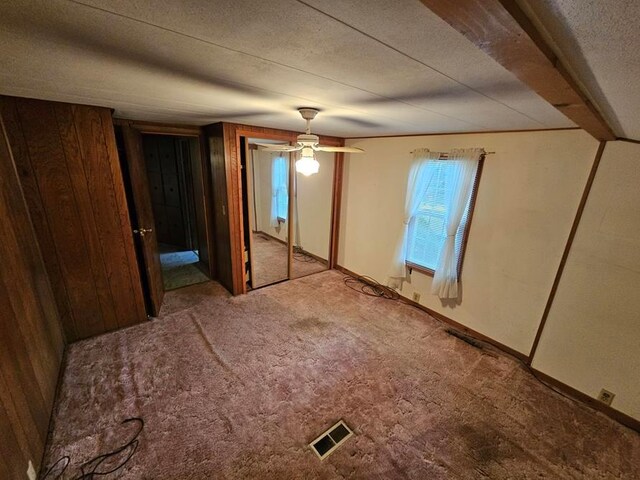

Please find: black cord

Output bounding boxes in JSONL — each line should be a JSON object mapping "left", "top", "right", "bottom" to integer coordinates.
{"left": 42, "top": 417, "right": 144, "bottom": 480}
{"left": 341, "top": 273, "right": 600, "bottom": 412}
{"left": 343, "top": 274, "right": 399, "bottom": 300}
{"left": 293, "top": 246, "right": 317, "bottom": 263}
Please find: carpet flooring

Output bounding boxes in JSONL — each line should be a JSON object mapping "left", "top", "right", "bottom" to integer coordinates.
{"left": 42, "top": 271, "right": 640, "bottom": 479}
{"left": 251, "top": 232, "right": 327, "bottom": 287}
{"left": 159, "top": 246, "right": 209, "bottom": 291}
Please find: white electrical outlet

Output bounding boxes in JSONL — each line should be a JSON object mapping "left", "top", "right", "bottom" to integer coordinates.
{"left": 27, "top": 460, "right": 37, "bottom": 480}
{"left": 412, "top": 292, "right": 421, "bottom": 303}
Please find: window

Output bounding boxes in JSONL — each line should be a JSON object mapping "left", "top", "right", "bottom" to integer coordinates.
{"left": 406, "top": 159, "right": 482, "bottom": 274}
{"left": 271, "top": 156, "right": 288, "bottom": 225}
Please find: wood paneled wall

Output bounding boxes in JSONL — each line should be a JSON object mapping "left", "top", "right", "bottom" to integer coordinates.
{"left": 0, "top": 96, "right": 147, "bottom": 341}
{"left": 0, "top": 116, "right": 65, "bottom": 478}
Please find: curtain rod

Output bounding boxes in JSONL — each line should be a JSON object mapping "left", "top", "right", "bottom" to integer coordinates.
{"left": 409, "top": 150, "right": 495, "bottom": 156}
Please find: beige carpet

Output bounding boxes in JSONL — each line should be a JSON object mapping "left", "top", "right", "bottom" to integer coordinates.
{"left": 251, "top": 232, "right": 327, "bottom": 287}
{"left": 42, "top": 271, "right": 639, "bottom": 479}
{"left": 159, "top": 246, "right": 209, "bottom": 291}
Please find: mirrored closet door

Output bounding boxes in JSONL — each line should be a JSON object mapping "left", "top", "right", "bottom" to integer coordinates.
{"left": 291, "top": 150, "right": 334, "bottom": 279}
{"left": 246, "top": 140, "right": 291, "bottom": 288}
{"left": 243, "top": 137, "right": 337, "bottom": 289}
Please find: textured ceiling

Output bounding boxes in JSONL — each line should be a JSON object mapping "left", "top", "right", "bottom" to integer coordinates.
{"left": 0, "top": 0, "right": 576, "bottom": 137}
{"left": 519, "top": 0, "right": 640, "bottom": 140}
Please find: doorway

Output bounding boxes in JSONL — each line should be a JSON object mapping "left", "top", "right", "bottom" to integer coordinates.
{"left": 142, "top": 135, "right": 209, "bottom": 291}
{"left": 116, "top": 122, "right": 214, "bottom": 316}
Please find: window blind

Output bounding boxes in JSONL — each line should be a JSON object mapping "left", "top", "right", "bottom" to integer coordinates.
{"left": 406, "top": 160, "right": 471, "bottom": 271}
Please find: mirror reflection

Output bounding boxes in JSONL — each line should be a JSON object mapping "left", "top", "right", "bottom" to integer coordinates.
{"left": 291, "top": 151, "right": 334, "bottom": 279}
{"left": 247, "top": 141, "right": 289, "bottom": 288}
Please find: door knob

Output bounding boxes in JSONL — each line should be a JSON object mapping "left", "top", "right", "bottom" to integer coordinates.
{"left": 133, "top": 227, "right": 153, "bottom": 237}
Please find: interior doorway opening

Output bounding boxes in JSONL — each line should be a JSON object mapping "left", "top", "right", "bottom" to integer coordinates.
{"left": 142, "top": 134, "right": 209, "bottom": 291}
{"left": 116, "top": 122, "right": 215, "bottom": 317}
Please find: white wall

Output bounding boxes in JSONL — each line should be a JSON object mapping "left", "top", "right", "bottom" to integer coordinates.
{"left": 340, "top": 130, "right": 599, "bottom": 355}
{"left": 532, "top": 141, "right": 640, "bottom": 420}
{"left": 294, "top": 151, "right": 334, "bottom": 261}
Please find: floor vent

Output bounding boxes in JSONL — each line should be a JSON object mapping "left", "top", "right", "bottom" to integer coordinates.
{"left": 309, "top": 420, "right": 353, "bottom": 460}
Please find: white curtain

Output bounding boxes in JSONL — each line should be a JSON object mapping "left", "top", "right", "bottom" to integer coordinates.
{"left": 388, "top": 149, "right": 442, "bottom": 287}
{"left": 431, "top": 148, "right": 483, "bottom": 299}
{"left": 270, "top": 156, "right": 288, "bottom": 227}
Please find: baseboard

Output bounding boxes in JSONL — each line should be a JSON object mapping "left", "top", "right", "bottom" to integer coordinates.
{"left": 256, "top": 230, "right": 329, "bottom": 265}
{"left": 529, "top": 369, "right": 639, "bottom": 433}
{"left": 255, "top": 230, "right": 287, "bottom": 246}
{"left": 294, "top": 247, "right": 329, "bottom": 266}
{"left": 333, "top": 264, "right": 529, "bottom": 363}
{"left": 333, "top": 264, "right": 639, "bottom": 433}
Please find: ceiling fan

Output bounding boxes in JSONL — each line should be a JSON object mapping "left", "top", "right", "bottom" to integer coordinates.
{"left": 256, "top": 108, "right": 364, "bottom": 176}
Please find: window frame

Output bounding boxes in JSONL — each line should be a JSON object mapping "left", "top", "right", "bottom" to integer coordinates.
{"left": 405, "top": 156, "right": 484, "bottom": 278}
{"left": 272, "top": 156, "right": 288, "bottom": 223}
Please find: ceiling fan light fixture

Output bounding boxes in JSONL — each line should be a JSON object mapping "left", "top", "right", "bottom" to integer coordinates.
{"left": 296, "top": 154, "right": 319, "bottom": 176}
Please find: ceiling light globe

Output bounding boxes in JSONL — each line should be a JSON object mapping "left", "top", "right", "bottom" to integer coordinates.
{"left": 296, "top": 156, "right": 320, "bottom": 176}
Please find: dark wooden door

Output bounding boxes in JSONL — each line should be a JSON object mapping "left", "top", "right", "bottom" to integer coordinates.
{"left": 121, "top": 126, "right": 165, "bottom": 316}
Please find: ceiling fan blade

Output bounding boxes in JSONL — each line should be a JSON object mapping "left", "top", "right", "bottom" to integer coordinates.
{"left": 313, "top": 145, "right": 365, "bottom": 153}
{"left": 255, "top": 143, "right": 302, "bottom": 152}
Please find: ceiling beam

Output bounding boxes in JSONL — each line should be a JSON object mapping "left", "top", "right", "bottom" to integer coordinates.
{"left": 419, "top": 0, "right": 616, "bottom": 140}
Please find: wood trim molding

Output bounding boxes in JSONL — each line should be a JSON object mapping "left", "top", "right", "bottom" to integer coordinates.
{"left": 223, "top": 123, "right": 245, "bottom": 295}
{"left": 329, "top": 150, "right": 345, "bottom": 268}
{"left": 345, "top": 127, "right": 581, "bottom": 140}
{"left": 418, "top": 1, "right": 615, "bottom": 141}
{"left": 333, "top": 264, "right": 529, "bottom": 363}
{"left": 616, "top": 137, "right": 640, "bottom": 145}
{"left": 287, "top": 153, "right": 294, "bottom": 281}
{"left": 528, "top": 141, "right": 607, "bottom": 361}
{"left": 530, "top": 368, "right": 640, "bottom": 433}
{"left": 113, "top": 118, "right": 202, "bottom": 137}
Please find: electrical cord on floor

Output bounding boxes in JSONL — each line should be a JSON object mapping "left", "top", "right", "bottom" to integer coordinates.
{"left": 343, "top": 274, "right": 400, "bottom": 300}
{"left": 293, "top": 246, "right": 317, "bottom": 263}
{"left": 41, "top": 417, "right": 144, "bottom": 480}
{"left": 341, "top": 272, "right": 602, "bottom": 415}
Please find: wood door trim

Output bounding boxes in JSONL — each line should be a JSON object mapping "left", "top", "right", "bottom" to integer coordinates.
{"left": 113, "top": 118, "right": 201, "bottom": 137}
{"left": 329, "top": 149, "right": 344, "bottom": 268}
{"left": 418, "top": 1, "right": 615, "bottom": 140}
{"left": 244, "top": 141, "right": 257, "bottom": 289}
{"left": 527, "top": 141, "right": 607, "bottom": 362}
{"left": 198, "top": 134, "right": 216, "bottom": 277}
{"left": 287, "top": 153, "right": 294, "bottom": 280}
